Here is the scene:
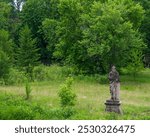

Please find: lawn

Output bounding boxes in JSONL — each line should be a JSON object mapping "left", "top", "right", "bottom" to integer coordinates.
{"left": 0, "top": 67, "right": 150, "bottom": 120}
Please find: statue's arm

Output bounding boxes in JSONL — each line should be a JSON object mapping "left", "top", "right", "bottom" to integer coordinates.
{"left": 115, "top": 72, "right": 120, "bottom": 82}
{"left": 108, "top": 72, "right": 112, "bottom": 81}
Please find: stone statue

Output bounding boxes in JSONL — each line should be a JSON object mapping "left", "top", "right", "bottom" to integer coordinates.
{"left": 108, "top": 65, "right": 120, "bottom": 101}
{"left": 105, "top": 65, "right": 122, "bottom": 114}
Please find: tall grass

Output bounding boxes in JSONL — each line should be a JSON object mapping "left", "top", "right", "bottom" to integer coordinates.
{"left": 0, "top": 65, "right": 150, "bottom": 120}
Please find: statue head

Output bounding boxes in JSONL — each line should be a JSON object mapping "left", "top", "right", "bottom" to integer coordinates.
{"left": 111, "top": 65, "right": 116, "bottom": 72}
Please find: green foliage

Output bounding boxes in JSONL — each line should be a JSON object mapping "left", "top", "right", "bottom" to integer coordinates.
{"left": 41, "top": 0, "right": 146, "bottom": 74}
{"left": 33, "top": 65, "right": 74, "bottom": 82}
{"left": 78, "top": 0, "right": 145, "bottom": 73}
{"left": 95, "top": 75, "right": 109, "bottom": 84}
{"left": 0, "top": 93, "right": 75, "bottom": 120}
{"left": 0, "top": 68, "right": 150, "bottom": 120}
{"left": 58, "top": 77, "right": 76, "bottom": 107}
{"left": 0, "top": 2, "right": 11, "bottom": 29}
{"left": 0, "top": 29, "right": 14, "bottom": 60}
{"left": 53, "top": 0, "right": 83, "bottom": 64}
{"left": 21, "top": 0, "right": 60, "bottom": 64}
{"left": 134, "top": 0, "right": 150, "bottom": 67}
{"left": 4, "top": 68, "right": 27, "bottom": 85}
{"left": 32, "top": 65, "right": 49, "bottom": 81}
{"left": 0, "top": 0, "right": 150, "bottom": 120}
{"left": 61, "top": 106, "right": 76, "bottom": 119}
{"left": 0, "top": 94, "right": 44, "bottom": 120}
{"left": 0, "top": 51, "right": 10, "bottom": 80}
{"left": 0, "top": 29, "right": 13, "bottom": 84}
{"left": 22, "top": 0, "right": 57, "bottom": 33}
{"left": 0, "top": 0, "right": 148, "bottom": 75}
{"left": 58, "top": 77, "right": 77, "bottom": 119}
{"left": 126, "top": 49, "right": 144, "bottom": 77}
{"left": 32, "top": 65, "right": 62, "bottom": 81}
{"left": 17, "top": 25, "right": 39, "bottom": 77}
{"left": 42, "top": 19, "right": 58, "bottom": 62}
{"left": 58, "top": 77, "right": 77, "bottom": 118}
{"left": 25, "top": 81, "right": 31, "bottom": 100}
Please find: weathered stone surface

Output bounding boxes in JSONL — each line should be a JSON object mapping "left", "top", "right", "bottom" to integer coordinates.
{"left": 105, "top": 65, "right": 123, "bottom": 114}
{"left": 108, "top": 65, "right": 120, "bottom": 101}
{"left": 105, "top": 100, "right": 123, "bottom": 114}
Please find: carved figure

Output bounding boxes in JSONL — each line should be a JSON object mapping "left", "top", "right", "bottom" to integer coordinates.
{"left": 108, "top": 65, "right": 120, "bottom": 101}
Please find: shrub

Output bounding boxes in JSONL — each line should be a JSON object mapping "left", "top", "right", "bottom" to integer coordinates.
{"left": 126, "top": 49, "right": 144, "bottom": 78}
{"left": 61, "top": 107, "right": 76, "bottom": 119}
{"left": 32, "top": 65, "right": 48, "bottom": 81}
{"left": 95, "top": 75, "right": 109, "bottom": 84}
{"left": 58, "top": 77, "right": 76, "bottom": 107}
{"left": 58, "top": 77, "right": 77, "bottom": 119}
{"left": 0, "top": 93, "right": 75, "bottom": 120}
{"left": 0, "top": 94, "right": 35, "bottom": 120}
{"left": 32, "top": 65, "right": 75, "bottom": 82}
{"left": 0, "top": 93, "right": 53, "bottom": 120}
{"left": 5, "top": 68, "right": 27, "bottom": 85}
{"left": 33, "top": 65, "right": 63, "bottom": 81}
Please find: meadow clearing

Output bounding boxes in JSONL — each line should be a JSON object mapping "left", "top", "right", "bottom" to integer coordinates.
{"left": 0, "top": 66, "right": 150, "bottom": 120}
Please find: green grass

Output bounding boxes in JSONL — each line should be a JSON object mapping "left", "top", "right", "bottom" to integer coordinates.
{"left": 0, "top": 67, "right": 150, "bottom": 120}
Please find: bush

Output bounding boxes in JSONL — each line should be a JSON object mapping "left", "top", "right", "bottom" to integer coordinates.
{"left": 0, "top": 93, "right": 76, "bottom": 120}
{"left": 95, "top": 75, "right": 109, "bottom": 84}
{"left": 5, "top": 68, "right": 27, "bottom": 85}
{"left": 0, "top": 93, "right": 56, "bottom": 120}
{"left": 58, "top": 77, "right": 77, "bottom": 119}
{"left": 32, "top": 65, "right": 48, "bottom": 81}
{"left": 61, "top": 107, "right": 76, "bottom": 119}
{"left": 33, "top": 65, "right": 63, "bottom": 81}
{"left": 33, "top": 65, "right": 74, "bottom": 82}
{"left": 0, "top": 94, "right": 35, "bottom": 120}
{"left": 126, "top": 49, "right": 144, "bottom": 78}
{"left": 58, "top": 77, "right": 76, "bottom": 107}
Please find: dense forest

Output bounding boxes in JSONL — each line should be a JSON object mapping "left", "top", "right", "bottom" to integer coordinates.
{"left": 0, "top": 0, "right": 150, "bottom": 83}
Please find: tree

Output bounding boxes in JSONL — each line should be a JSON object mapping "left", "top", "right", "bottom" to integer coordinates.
{"left": 0, "top": 0, "right": 146, "bottom": 76}
{"left": 0, "top": 29, "right": 13, "bottom": 82}
{"left": 134, "top": 0, "right": 150, "bottom": 67}
{"left": 41, "top": 0, "right": 146, "bottom": 74}
{"left": 42, "top": 19, "right": 58, "bottom": 63}
{"left": 78, "top": 0, "right": 145, "bottom": 73}
{"left": 0, "top": 50, "right": 10, "bottom": 80}
{"left": 21, "top": 0, "right": 60, "bottom": 64}
{"left": 0, "top": 29, "right": 13, "bottom": 58}
{"left": 0, "top": 2, "right": 12, "bottom": 30}
{"left": 0, "top": 1, "right": 23, "bottom": 48}
{"left": 17, "top": 25, "right": 39, "bottom": 78}
{"left": 52, "top": 0, "right": 83, "bottom": 67}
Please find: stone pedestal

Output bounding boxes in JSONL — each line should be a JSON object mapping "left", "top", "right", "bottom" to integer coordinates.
{"left": 105, "top": 100, "right": 123, "bottom": 114}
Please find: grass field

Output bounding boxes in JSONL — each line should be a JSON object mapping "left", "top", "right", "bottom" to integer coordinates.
{"left": 0, "top": 66, "right": 150, "bottom": 120}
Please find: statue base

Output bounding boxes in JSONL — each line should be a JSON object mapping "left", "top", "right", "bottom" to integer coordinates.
{"left": 105, "top": 100, "right": 123, "bottom": 114}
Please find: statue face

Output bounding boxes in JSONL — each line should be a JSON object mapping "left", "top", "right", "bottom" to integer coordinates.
{"left": 112, "top": 66, "right": 116, "bottom": 72}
